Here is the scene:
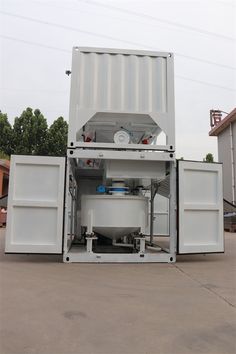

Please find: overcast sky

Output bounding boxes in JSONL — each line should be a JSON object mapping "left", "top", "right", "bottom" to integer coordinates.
{"left": 0, "top": 0, "right": 235, "bottom": 160}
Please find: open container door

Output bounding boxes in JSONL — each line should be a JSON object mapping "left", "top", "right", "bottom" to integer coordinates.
{"left": 178, "top": 160, "right": 224, "bottom": 254}
{"left": 5, "top": 155, "right": 66, "bottom": 254}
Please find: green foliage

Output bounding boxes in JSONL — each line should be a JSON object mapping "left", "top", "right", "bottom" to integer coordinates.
{"left": 204, "top": 153, "right": 214, "bottom": 163}
{"left": 47, "top": 117, "right": 68, "bottom": 156}
{"left": 0, "top": 150, "right": 10, "bottom": 160}
{"left": 1, "top": 108, "right": 68, "bottom": 156}
{"left": 0, "top": 112, "right": 13, "bottom": 155}
{"left": 12, "top": 108, "right": 48, "bottom": 155}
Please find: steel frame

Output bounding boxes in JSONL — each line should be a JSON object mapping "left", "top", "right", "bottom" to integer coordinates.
{"left": 70, "top": 142, "right": 174, "bottom": 152}
{"left": 68, "top": 148, "right": 175, "bottom": 162}
{"left": 63, "top": 150, "right": 177, "bottom": 263}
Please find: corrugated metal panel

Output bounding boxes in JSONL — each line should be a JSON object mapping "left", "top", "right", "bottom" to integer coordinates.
{"left": 78, "top": 51, "right": 167, "bottom": 113}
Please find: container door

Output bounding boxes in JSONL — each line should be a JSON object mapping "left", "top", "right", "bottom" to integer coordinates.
{"left": 5, "top": 155, "right": 66, "bottom": 253}
{"left": 178, "top": 160, "right": 224, "bottom": 254}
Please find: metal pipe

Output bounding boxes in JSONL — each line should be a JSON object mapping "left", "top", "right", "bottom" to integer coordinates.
{"left": 230, "top": 123, "right": 235, "bottom": 204}
{"left": 150, "top": 182, "right": 154, "bottom": 245}
{"left": 112, "top": 239, "right": 133, "bottom": 248}
{"left": 112, "top": 242, "right": 133, "bottom": 248}
{"left": 150, "top": 181, "right": 158, "bottom": 245}
{"left": 169, "top": 161, "right": 177, "bottom": 256}
{"left": 146, "top": 245, "right": 161, "bottom": 252}
{"left": 70, "top": 180, "right": 74, "bottom": 238}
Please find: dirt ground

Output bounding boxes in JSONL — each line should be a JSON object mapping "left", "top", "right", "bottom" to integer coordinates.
{"left": 0, "top": 229, "right": 235, "bottom": 354}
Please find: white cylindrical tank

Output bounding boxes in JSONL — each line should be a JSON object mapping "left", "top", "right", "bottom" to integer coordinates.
{"left": 81, "top": 195, "right": 148, "bottom": 240}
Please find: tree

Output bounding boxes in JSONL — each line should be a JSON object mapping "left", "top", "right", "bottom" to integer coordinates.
{"left": 1, "top": 108, "right": 68, "bottom": 157}
{"left": 204, "top": 153, "right": 214, "bottom": 163}
{"left": 12, "top": 107, "right": 48, "bottom": 155}
{"left": 0, "top": 150, "right": 10, "bottom": 160}
{"left": 47, "top": 117, "right": 68, "bottom": 156}
{"left": 0, "top": 112, "right": 13, "bottom": 156}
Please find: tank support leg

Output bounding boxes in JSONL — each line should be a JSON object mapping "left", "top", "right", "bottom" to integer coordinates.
{"left": 85, "top": 235, "right": 97, "bottom": 253}
{"left": 135, "top": 235, "right": 146, "bottom": 254}
{"left": 139, "top": 237, "right": 146, "bottom": 254}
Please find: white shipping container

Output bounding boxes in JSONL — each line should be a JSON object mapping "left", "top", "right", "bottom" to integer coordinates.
{"left": 68, "top": 47, "right": 175, "bottom": 149}
{"left": 4, "top": 47, "right": 224, "bottom": 263}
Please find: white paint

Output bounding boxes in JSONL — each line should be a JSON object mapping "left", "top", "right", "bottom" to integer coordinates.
{"left": 81, "top": 194, "right": 148, "bottom": 240}
{"left": 5, "top": 155, "right": 65, "bottom": 253}
{"left": 178, "top": 160, "right": 224, "bottom": 254}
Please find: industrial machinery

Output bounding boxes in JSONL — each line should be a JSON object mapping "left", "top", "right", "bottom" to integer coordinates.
{"left": 5, "top": 47, "right": 224, "bottom": 262}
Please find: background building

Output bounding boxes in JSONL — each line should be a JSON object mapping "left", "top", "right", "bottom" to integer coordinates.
{"left": 209, "top": 108, "right": 236, "bottom": 205}
{"left": 0, "top": 159, "right": 9, "bottom": 198}
{"left": 0, "top": 159, "right": 9, "bottom": 226}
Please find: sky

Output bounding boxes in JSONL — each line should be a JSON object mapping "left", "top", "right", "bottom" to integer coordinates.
{"left": 0, "top": 0, "right": 236, "bottom": 160}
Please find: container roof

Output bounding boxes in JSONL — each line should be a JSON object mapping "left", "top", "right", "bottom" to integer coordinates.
{"left": 209, "top": 108, "right": 236, "bottom": 136}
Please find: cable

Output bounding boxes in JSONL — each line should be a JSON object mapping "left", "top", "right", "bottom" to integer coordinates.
{"left": 0, "top": 10, "right": 235, "bottom": 70}
{"left": 77, "top": 0, "right": 236, "bottom": 41}
{"left": 176, "top": 75, "right": 236, "bottom": 92}
{"left": 31, "top": 0, "right": 236, "bottom": 45}
{"left": 1, "top": 35, "right": 235, "bottom": 92}
{"left": 0, "top": 87, "right": 68, "bottom": 94}
{"left": 0, "top": 34, "right": 70, "bottom": 54}
{"left": 214, "top": 1, "right": 235, "bottom": 6}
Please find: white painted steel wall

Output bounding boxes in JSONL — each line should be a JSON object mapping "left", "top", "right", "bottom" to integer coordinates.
{"left": 5, "top": 156, "right": 65, "bottom": 253}
{"left": 178, "top": 161, "right": 224, "bottom": 254}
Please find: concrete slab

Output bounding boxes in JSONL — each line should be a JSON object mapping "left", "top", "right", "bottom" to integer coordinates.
{"left": 0, "top": 229, "right": 235, "bottom": 354}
